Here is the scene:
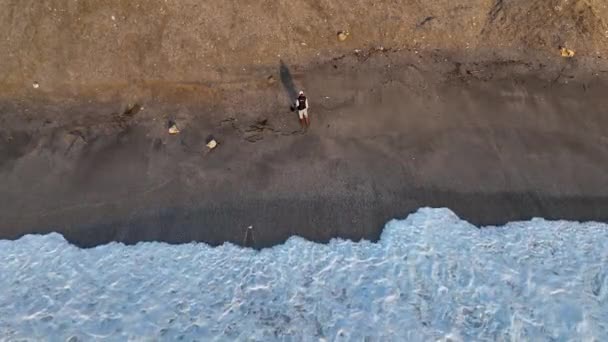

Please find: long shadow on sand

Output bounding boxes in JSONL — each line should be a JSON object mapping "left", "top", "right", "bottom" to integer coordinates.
{"left": 279, "top": 60, "right": 298, "bottom": 108}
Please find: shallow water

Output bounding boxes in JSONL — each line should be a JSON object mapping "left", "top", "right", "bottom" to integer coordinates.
{"left": 1, "top": 208, "right": 607, "bottom": 341}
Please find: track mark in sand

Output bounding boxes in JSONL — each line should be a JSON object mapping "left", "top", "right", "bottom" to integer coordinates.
{"left": 219, "top": 117, "right": 303, "bottom": 143}
{"left": 112, "top": 103, "right": 143, "bottom": 129}
{"left": 488, "top": 0, "right": 504, "bottom": 23}
{"left": 65, "top": 130, "right": 88, "bottom": 155}
{"left": 354, "top": 47, "right": 394, "bottom": 63}
{"left": 547, "top": 66, "right": 567, "bottom": 88}
{"left": 450, "top": 5, "right": 473, "bottom": 14}
{"left": 416, "top": 16, "right": 436, "bottom": 28}
{"left": 481, "top": 0, "right": 505, "bottom": 35}
{"left": 68, "top": 129, "right": 87, "bottom": 142}
{"left": 219, "top": 117, "right": 239, "bottom": 130}
{"left": 34, "top": 178, "right": 175, "bottom": 218}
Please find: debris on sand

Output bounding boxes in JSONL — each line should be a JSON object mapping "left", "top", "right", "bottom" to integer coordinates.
{"left": 337, "top": 30, "right": 350, "bottom": 42}
{"left": 32, "top": 82, "right": 39, "bottom": 89}
{"left": 168, "top": 120, "right": 180, "bottom": 135}
{"left": 169, "top": 125, "right": 180, "bottom": 134}
{"left": 267, "top": 75, "right": 276, "bottom": 85}
{"left": 559, "top": 46, "right": 575, "bottom": 58}
{"left": 206, "top": 135, "right": 218, "bottom": 150}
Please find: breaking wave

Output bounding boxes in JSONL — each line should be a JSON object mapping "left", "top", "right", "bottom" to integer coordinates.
{"left": 1, "top": 208, "right": 607, "bottom": 340}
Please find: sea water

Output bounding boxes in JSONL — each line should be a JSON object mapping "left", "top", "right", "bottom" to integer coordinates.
{"left": 0, "top": 208, "right": 607, "bottom": 341}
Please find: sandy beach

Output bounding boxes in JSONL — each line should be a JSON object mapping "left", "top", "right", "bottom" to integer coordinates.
{"left": 1, "top": 0, "right": 608, "bottom": 247}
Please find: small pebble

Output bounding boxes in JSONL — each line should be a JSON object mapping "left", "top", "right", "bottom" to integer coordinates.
{"left": 337, "top": 31, "right": 349, "bottom": 42}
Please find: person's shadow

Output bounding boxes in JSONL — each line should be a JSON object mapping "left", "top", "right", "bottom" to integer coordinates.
{"left": 280, "top": 60, "right": 298, "bottom": 110}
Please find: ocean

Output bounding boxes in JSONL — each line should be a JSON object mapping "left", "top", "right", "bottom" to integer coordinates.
{"left": 1, "top": 208, "right": 607, "bottom": 341}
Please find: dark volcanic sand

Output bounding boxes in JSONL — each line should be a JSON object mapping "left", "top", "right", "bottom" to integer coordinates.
{"left": 1, "top": 50, "right": 608, "bottom": 248}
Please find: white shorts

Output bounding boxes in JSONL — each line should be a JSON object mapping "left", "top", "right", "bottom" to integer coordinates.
{"left": 298, "top": 108, "right": 308, "bottom": 120}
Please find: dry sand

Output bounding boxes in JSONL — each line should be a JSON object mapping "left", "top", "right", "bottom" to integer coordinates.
{"left": 1, "top": 0, "right": 608, "bottom": 247}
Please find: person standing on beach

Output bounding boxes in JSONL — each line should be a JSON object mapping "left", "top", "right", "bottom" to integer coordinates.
{"left": 295, "top": 91, "right": 310, "bottom": 129}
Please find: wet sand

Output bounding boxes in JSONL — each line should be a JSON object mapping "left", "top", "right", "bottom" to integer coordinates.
{"left": 1, "top": 50, "right": 608, "bottom": 248}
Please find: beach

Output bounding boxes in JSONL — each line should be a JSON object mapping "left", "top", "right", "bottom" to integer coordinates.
{"left": 1, "top": 0, "right": 608, "bottom": 247}
{"left": 2, "top": 50, "right": 608, "bottom": 248}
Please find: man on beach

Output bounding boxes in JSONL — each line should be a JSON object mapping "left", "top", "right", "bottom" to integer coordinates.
{"left": 295, "top": 91, "right": 310, "bottom": 129}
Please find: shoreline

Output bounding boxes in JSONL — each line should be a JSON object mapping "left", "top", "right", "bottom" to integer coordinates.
{"left": 15, "top": 190, "right": 608, "bottom": 249}
{"left": 2, "top": 50, "right": 608, "bottom": 248}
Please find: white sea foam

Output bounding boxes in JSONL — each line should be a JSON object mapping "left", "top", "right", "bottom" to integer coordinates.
{"left": 1, "top": 208, "right": 607, "bottom": 341}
